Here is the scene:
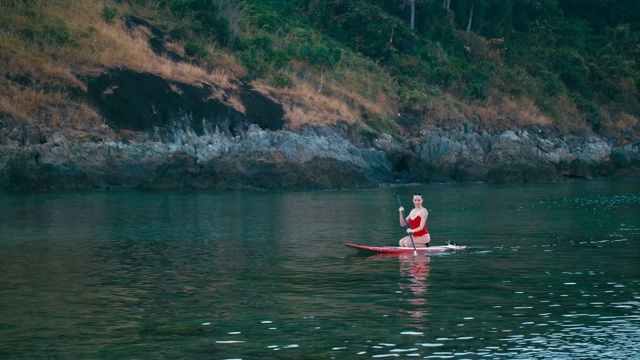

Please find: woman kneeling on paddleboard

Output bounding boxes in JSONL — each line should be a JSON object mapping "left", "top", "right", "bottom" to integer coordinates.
{"left": 398, "top": 193, "right": 430, "bottom": 247}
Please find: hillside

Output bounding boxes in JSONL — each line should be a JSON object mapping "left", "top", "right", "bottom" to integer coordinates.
{"left": 1, "top": 0, "right": 638, "bottom": 142}
{"left": 1, "top": 0, "right": 639, "bottom": 191}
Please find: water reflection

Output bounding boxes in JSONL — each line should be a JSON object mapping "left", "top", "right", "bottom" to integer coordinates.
{"left": 398, "top": 254, "right": 431, "bottom": 326}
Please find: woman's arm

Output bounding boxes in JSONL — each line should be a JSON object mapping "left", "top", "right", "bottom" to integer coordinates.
{"left": 416, "top": 208, "right": 428, "bottom": 232}
{"left": 399, "top": 207, "right": 407, "bottom": 227}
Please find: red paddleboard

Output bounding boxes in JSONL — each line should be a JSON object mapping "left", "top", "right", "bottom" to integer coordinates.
{"left": 344, "top": 242, "right": 466, "bottom": 254}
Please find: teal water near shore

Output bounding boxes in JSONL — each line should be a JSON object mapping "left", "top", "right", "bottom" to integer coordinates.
{"left": 1, "top": 181, "right": 639, "bottom": 359}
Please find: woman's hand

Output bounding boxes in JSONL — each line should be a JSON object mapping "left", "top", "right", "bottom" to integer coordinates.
{"left": 399, "top": 206, "right": 404, "bottom": 213}
{"left": 406, "top": 228, "right": 413, "bottom": 234}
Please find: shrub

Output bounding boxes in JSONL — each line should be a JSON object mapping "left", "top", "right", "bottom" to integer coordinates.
{"left": 184, "top": 41, "right": 207, "bottom": 58}
{"left": 101, "top": 6, "right": 118, "bottom": 24}
{"left": 272, "top": 72, "right": 293, "bottom": 88}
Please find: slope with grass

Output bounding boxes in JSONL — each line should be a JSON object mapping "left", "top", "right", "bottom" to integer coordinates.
{"left": 0, "top": 0, "right": 639, "bottom": 190}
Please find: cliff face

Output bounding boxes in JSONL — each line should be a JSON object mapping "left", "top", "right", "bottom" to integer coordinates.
{"left": 2, "top": 107, "right": 639, "bottom": 191}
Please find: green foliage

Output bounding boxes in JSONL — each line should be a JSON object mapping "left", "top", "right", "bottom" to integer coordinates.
{"left": 236, "top": 33, "right": 272, "bottom": 76}
{"left": 358, "top": 126, "right": 379, "bottom": 142}
{"left": 398, "top": 88, "right": 429, "bottom": 109}
{"left": 571, "top": 93, "right": 601, "bottom": 131}
{"left": 270, "top": 50, "right": 290, "bottom": 69}
{"left": 553, "top": 48, "right": 592, "bottom": 99}
{"left": 238, "top": 49, "right": 268, "bottom": 78}
{"left": 184, "top": 40, "right": 207, "bottom": 58}
{"left": 272, "top": 72, "right": 294, "bottom": 88}
{"left": 45, "top": 19, "right": 73, "bottom": 46}
{"left": 300, "top": 44, "right": 341, "bottom": 68}
{"left": 253, "top": 11, "right": 281, "bottom": 31}
{"left": 364, "top": 114, "right": 401, "bottom": 140}
{"left": 101, "top": 6, "right": 118, "bottom": 24}
{"left": 16, "top": 10, "right": 75, "bottom": 48}
{"left": 121, "top": 0, "right": 238, "bottom": 47}
{"left": 502, "top": 66, "right": 537, "bottom": 98}
{"left": 539, "top": 70, "right": 566, "bottom": 97}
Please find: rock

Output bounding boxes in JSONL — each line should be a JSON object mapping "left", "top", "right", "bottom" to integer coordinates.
{"left": 610, "top": 143, "right": 640, "bottom": 169}
{"left": 0, "top": 125, "right": 392, "bottom": 190}
{"left": 49, "top": 132, "right": 71, "bottom": 148}
{"left": 412, "top": 128, "right": 632, "bottom": 183}
{"left": 1, "top": 123, "right": 639, "bottom": 190}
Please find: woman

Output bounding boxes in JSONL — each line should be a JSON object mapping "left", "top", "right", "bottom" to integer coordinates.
{"left": 398, "top": 193, "right": 430, "bottom": 247}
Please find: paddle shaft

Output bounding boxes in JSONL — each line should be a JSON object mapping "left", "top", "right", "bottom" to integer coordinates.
{"left": 396, "top": 193, "right": 418, "bottom": 255}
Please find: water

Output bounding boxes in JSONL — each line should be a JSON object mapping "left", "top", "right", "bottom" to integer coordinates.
{"left": 1, "top": 181, "right": 639, "bottom": 359}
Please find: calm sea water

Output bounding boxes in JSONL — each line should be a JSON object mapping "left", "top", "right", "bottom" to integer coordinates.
{"left": 1, "top": 181, "right": 639, "bottom": 359}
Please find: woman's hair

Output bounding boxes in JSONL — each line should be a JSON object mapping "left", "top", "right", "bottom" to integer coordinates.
{"left": 413, "top": 192, "right": 422, "bottom": 196}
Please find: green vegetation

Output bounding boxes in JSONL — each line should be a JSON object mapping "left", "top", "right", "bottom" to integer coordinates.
{"left": 1, "top": 0, "right": 638, "bottom": 141}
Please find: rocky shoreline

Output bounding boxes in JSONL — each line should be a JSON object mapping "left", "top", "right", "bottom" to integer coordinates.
{"left": 2, "top": 122, "right": 639, "bottom": 191}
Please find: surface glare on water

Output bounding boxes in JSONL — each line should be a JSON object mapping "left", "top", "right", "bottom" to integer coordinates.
{"left": 0, "top": 181, "right": 639, "bottom": 359}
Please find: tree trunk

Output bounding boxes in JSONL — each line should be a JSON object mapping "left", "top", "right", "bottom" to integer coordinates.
{"left": 466, "top": 1, "right": 474, "bottom": 33}
{"left": 411, "top": 0, "right": 415, "bottom": 29}
{"left": 443, "top": 0, "right": 451, "bottom": 11}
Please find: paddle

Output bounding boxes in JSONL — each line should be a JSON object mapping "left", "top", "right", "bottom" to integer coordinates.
{"left": 396, "top": 193, "right": 418, "bottom": 256}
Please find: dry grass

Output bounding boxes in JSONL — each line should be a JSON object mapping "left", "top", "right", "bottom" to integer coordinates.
{"left": 0, "top": 0, "right": 249, "bottom": 128}
{"left": 4, "top": 0, "right": 239, "bottom": 89}
{"left": 254, "top": 57, "right": 398, "bottom": 130}
{"left": 217, "top": 92, "right": 245, "bottom": 114}
{"left": 1, "top": 37, "right": 85, "bottom": 91}
{"left": 0, "top": 78, "right": 102, "bottom": 129}
{"left": 74, "top": 4, "right": 243, "bottom": 89}
{"left": 468, "top": 97, "right": 554, "bottom": 132}
{"left": 548, "top": 96, "right": 592, "bottom": 135}
{"left": 0, "top": 0, "right": 110, "bottom": 126}
{"left": 272, "top": 82, "right": 362, "bottom": 128}
{"left": 502, "top": 98, "right": 553, "bottom": 126}
{"left": 49, "top": 99, "right": 103, "bottom": 129}
{"left": 165, "top": 41, "right": 184, "bottom": 56}
{"left": 616, "top": 112, "right": 639, "bottom": 129}
{"left": 599, "top": 110, "right": 640, "bottom": 143}
{"left": 432, "top": 93, "right": 470, "bottom": 125}
{"left": 0, "top": 82, "right": 42, "bottom": 124}
{"left": 207, "top": 51, "right": 246, "bottom": 77}
{"left": 600, "top": 109, "right": 639, "bottom": 130}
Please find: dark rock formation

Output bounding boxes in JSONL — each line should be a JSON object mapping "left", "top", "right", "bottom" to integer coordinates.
{"left": 83, "top": 69, "right": 283, "bottom": 139}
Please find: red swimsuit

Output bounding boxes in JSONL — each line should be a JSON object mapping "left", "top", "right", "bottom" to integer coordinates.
{"left": 408, "top": 212, "right": 428, "bottom": 236}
